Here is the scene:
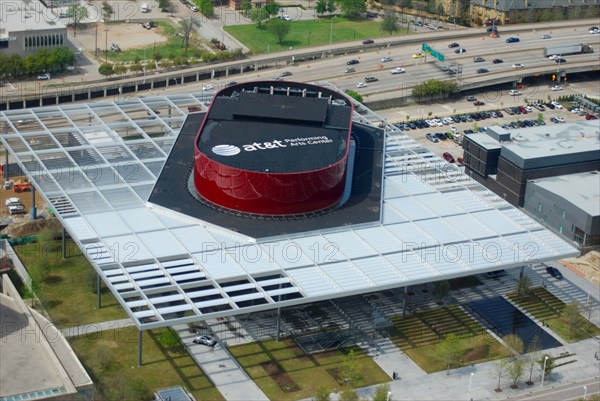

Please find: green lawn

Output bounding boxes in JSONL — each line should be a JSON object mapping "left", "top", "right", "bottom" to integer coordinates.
{"left": 225, "top": 16, "right": 407, "bottom": 53}
{"left": 14, "top": 239, "right": 127, "bottom": 327}
{"left": 229, "top": 339, "right": 389, "bottom": 401}
{"left": 507, "top": 287, "right": 600, "bottom": 343}
{"left": 390, "top": 305, "right": 510, "bottom": 372}
{"left": 70, "top": 327, "right": 224, "bottom": 401}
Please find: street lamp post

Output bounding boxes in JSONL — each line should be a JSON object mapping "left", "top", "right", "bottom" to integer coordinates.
{"left": 307, "top": 31, "right": 311, "bottom": 46}
{"left": 104, "top": 28, "right": 110, "bottom": 63}
{"left": 583, "top": 385, "right": 588, "bottom": 400}
{"left": 467, "top": 372, "right": 474, "bottom": 401}
{"left": 329, "top": 17, "right": 333, "bottom": 47}
{"left": 353, "top": 26, "right": 356, "bottom": 40}
{"left": 541, "top": 356, "right": 549, "bottom": 387}
{"left": 386, "top": 391, "right": 392, "bottom": 401}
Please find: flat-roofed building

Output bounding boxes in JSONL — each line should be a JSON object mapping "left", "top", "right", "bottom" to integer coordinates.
{"left": 0, "top": 0, "right": 67, "bottom": 56}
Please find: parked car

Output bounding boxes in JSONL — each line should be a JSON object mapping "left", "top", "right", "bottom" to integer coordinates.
{"left": 391, "top": 67, "right": 405, "bottom": 74}
{"left": 442, "top": 152, "right": 455, "bottom": 163}
{"left": 545, "top": 266, "right": 563, "bottom": 279}
{"left": 550, "top": 101, "right": 563, "bottom": 109}
{"left": 456, "top": 157, "right": 465, "bottom": 166}
{"left": 111, "top": 42, "right": 121, "bottom": 51}
{"left": 585, "top": 114, "right": 598, "bottom": 120}
{"left": 347, "top": 59, "right": 360, "bottom": 65}
{"left": 37, "top": 73, "right": 51, "bottom": 80}
{"left": 485, "top": 270, "right": 506, "bottom": 278}
{"left": 506, "top": 37, "right": 520, "bottom": 43}
{"left": 193, "top": 335, "right": 217, "bottom": 346}
{"left": 551, "top": 85, "right": 563, "bottom": 91}
{"left": 425, "top": 133, "right": 439, "bottom": 143}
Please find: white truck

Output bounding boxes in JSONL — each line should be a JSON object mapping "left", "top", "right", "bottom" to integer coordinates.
{"left": 544, "top": 43, "right": 593, "bottom": 57}
{"left": 5, "top": 197, "right": 25, "bottom": 215}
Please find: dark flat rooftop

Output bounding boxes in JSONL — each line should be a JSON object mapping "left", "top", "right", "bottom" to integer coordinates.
{"left": 198, "top": 93, "right": 352, "bottom": 173}
{"left": 149, "top": 112, "right": 384, "bottom": 238}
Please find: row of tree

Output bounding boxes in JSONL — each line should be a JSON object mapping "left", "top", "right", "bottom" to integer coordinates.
{"left": 0, "top": 47, "right": 75, "bottom": 79}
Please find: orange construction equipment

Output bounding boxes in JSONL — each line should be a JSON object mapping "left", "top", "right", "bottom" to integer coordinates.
{"left": 13, "top": 178, "right": 32, "bottom": 193}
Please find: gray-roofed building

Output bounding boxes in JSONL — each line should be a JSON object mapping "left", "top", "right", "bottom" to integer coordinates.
{"left": 463, "top": 120, "right": 600, "bottom": 208}
{"left": 469, "top": 0, "right": 600, "bottom": 25}
{"left": 0, "top": 0, "right": 67, "bottom": 56}
{"left": 524, "top": 171, "right": 600, "bottom": 248}
{"left": 0, "top": 274, "right": 93, "bottom": 401}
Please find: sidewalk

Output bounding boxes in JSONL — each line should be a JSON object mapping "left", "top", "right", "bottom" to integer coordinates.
{"left": 60, "top": 318, "right": 135, "bottom": 338}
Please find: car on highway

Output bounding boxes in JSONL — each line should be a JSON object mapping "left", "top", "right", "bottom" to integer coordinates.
{"left": 442, "top": 152, "right": 455, "bottom": 163}
{"left": 547, "top": 54, "right": 559, "bottom": 60}
{"left": 412, "top": 52, "right": 425, "bottom": 58}
{"left": 551, "top": 101, "right": 563, "bottom": 109}
{"left": 545, "top": 266, "right": 563, "bottom": 279}
{"left": 506, "top": 37, "right": 520, "bottom": 43}
{"left": 225, "top": 81, "right": 237, "bottom": 87}
{"left": 362, "top": 39, "right": 375, "bottom": 44}
{"left": 278, "top": 71, "right": 293, "bottom": 77}
{"left": 347, "top": 59, "right": 359, "bottom": 65}
{"left": 473, "top": 100, "right": 485, "bottom": 106}
{"left": 344, "top": 67, "right": 355, "bottom": 73}
{"left": 364, "top": 76, "right": 378, "bottom": 83}
{"left": 466, "top": 95, "right": 476, "bottom": 101}
{"left": 492, "top": 58, "right": 503, "bottom": 64}
{"left": 356, "top": 82, "right": 367, "bottom": 88}
{"left": 588, "top": 27, "right": 599, "bottom": 34}
{"left": 555, "top": 57, "right": 567, "bottom": 63}
{"left": 202, "top": 84, "right": 214, "bottom": 91}
{"left": 391, "top": 67, "right": 405, "bottom": 74}
{"left": 193, "top": 335, "right": 217, "bottom": 346}
{"left": 551, "top": 85, "right": 563, "bottom": 91}
{"left": 381, "top": 56, "right": 393, "bottom": 62}
{"left": 37, "top": 73, "right": 51, "bottom": 80}
{"left": 476, "top": 68, "right": 489, "bottom": 74}
{"left": 508, "top": 89, "right": 521, "bottom": 96}
{"left": 512, "top": 63, "right": 524, "bottom": 68}
{"left": 448, "top": 42, "right": 459, "bottom": 48}
{"left": 541, "top": 34, "right": 551, "bottom": 39}
{"left": 473, "top": 56, "right": 485, "bottom": 62}
{"left": 455, "top": 48, "right": 466, "bottom": 54}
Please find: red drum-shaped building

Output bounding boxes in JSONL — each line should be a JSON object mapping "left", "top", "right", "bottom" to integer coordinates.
{"left": 194, "top": 81, "right": 354, "bottom": 215}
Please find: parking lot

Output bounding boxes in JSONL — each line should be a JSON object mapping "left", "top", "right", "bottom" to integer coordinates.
{"left": 386, "top": 96, "right": 598, "bottom": 164}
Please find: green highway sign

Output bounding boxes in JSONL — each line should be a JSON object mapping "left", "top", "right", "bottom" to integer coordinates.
{"left": 422, "top": 43, "right": 445, "bottom": 62}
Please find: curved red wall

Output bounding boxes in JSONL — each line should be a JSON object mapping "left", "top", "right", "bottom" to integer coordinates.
{"left": 193, "top": 151, "right": 348, "bottom": 215}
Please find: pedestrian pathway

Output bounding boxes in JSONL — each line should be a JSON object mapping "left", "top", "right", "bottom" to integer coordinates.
{"left": 60, "top": 318, "right": 135, "bottom": 338}
{"left": 173, "top": 324, "right": 269, "bottom": 401}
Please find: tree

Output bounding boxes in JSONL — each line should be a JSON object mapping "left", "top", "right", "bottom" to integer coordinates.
{"left": 67, "top": 4, "right": 88, "bottom": 37}
{"left": 268, "top": 18, "right": 291, "bottom": 44}
{"left": 439, "top": 333, "right": 461, "bottom": 374}
{"left": 129, "top": 62, "right": 144, "bottom": 74}
{"left": 517, "top": 275, "right": 531, "bottom": 298}
{"left": 316, "top": 0, "right": 327, "bottom": 16}
{"left": 196, "top": 0, "right": 214, "bottom": 17}
{"left": 326, "top": 0, "right": 337, "bottom": 15}
{"left": 562, "top": 301, "right": 584, "bottom": 336}
{"left": 158, "top": 0, "right": 172, "bottom": 11}
{"left": 339, "top": 349, "right": 362, "bottom": 388}
{"left": 315, "top": 385, "right": 331, "bottom": 401}
{"left": 153, "top": 51, "right": 163, "bottom": 62}
{"left": 507, "top": 358, "right": 524, "bottom": 387}
{"left": 494, "top": 358, "right": 509, "bottom": 390}
{"left": 525, "top": 335, "right": 542, "bottom": 384}
{"left": 431, "top": 280, "right": 450, "bottom": 304}
{"left": 113, "top": 64, "right": 128, "bottom": 77}
{"left": 250, "top": 7, "right": 270, "bottom": 28}
{"left": 178, "top": 16, "right": 201, "bottom": 53}
{"left": 335, "top": 0, "right": 366, "bottom": 17}
{"left": 503, "top": 334, "right": 524, "bottom": 358}
{"left": 344, "top": 90, "right": 362, "bottom": 103}
{"left": 241, "top": 0, "right": 252, "bottom": 17}
{"left": 412, "top": 79, "right": 459, "bottom": 101}
{"left": 98, "top": 62, "right": 114, "bottom": 78}
{"left": 339, "top": 388, "right": 359, "bottom": 401}
{"left": 101, "top": 1, "right": 114, "bottom": 21}
{"left": 264, "top": 2, "right": 281, "bottom": 17}
{"left": 538, "top": 354, "right": 555, "bottom": 378}
{"left": 381, "top": 12, "right": 399, "bottom": 35}
{"left": 373, "top": 383, "right": 391, "bottom": 401}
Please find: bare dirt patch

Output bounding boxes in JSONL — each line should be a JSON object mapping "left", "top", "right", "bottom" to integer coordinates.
{"left": 75, "top": 22, "right": 169, "bottom": 54}
{"left": 561, "top": 251, "right": 600, "bottom": 287}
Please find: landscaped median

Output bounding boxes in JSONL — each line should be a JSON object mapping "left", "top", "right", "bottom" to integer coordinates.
{"left": 389, "top": 305, "right": 511, "bottom": 373}
{"left": 228, "top": 339, "right": 389, "bottom": 401}
{"left": 506, "top": 287, "right": 600, "bottom": 343}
